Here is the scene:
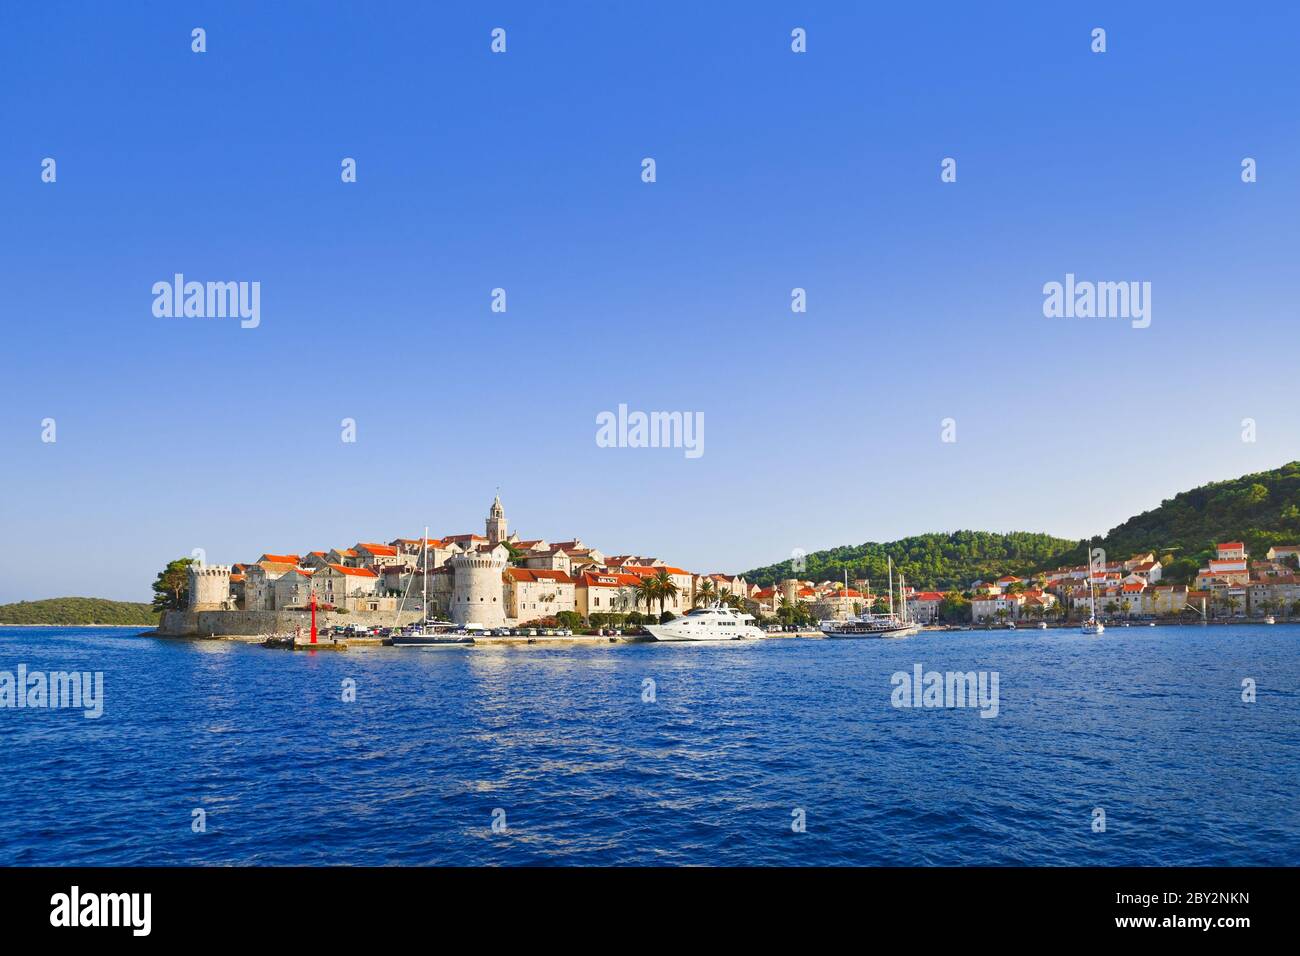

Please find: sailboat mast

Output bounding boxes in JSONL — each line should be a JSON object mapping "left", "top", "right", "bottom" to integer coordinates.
{"left": 422, "top": 525, "right": 429, "bottom": 618}
{"left": 1088, "top": 545, "right": 1098, "bottom": 617}
{"left": 888, "top": 557, "right": 894, "bottom": 619}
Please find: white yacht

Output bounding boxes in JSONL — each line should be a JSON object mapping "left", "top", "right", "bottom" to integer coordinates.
{"left": 644, "top": 603, "right": 765, "bottom": 642}
{"left": 819, "top": 558, "right": 921, "bottom": 639}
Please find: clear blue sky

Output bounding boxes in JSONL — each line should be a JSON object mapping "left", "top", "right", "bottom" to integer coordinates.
{"left": 2, "top": 2, "right": 1297, "bottom": 602}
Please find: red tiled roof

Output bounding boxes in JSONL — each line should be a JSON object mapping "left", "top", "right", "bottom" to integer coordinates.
{"left": 327, "top": 564, "right": 378, "bottom": 578}
{"left": 257, "top": 561, "right": 297, "bottom": 572}
{"left": 506, "top": 568, "right": 574, "bottom": 584}
{"left": 356, "top": 543, "right": 398, "bottom": 556}
{"left": 580, "top": 572, "right": 642, "bottom": 588}
{"left": 260, "top": 553, "right": 301, "bottom": 565}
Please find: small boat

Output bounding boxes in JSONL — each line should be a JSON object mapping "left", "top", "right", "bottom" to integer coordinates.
{"left": 1081, "top": 551, "right": 1104, "bottom": 635}
{"left": 1265, "top": 615, "right": 1276, "bottom": 625}
{"left": 821, "top": 615, "right": 922, "bottom": 639}
{"left": 387, "top": 529, "right": 475, "bottom": 646}
{"left": 389, "top": 619, "right": 474, "bottom": 647}
{"left": 1037, "top": 621, "right": 1048, "bottom": 630}
{"left": 820, "top": 558, "right": 921, "bottom": 639}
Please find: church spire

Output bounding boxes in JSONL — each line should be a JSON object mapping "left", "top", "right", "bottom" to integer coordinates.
{"left": 486, "top": 492, "right": 507, "bottom": 543}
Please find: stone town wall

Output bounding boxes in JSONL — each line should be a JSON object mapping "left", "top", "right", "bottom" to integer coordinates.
{"left": 158, "top": 608, "right": 422, "bottom": 637}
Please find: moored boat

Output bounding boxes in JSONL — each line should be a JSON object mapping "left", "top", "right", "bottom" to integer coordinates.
{"left": 1081, "top": 549, "right": 1105, "bottom": 636}
{"left": 644, "top": 603, "right": 764, "bottom": 641}
{"left": 389, "top": 619, "right": 473, "bottom": 647}
{"left": 819, "top": 557, "right": 920, "bottom": 639}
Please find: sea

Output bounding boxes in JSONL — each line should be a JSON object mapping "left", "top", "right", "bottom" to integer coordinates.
{"left": 1, "top": 624, "right": 1296, "bottom": 866}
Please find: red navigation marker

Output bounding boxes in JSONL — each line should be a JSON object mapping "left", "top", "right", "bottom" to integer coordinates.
{"left": 310, "top": 590, "right": 318, "bottom": 644}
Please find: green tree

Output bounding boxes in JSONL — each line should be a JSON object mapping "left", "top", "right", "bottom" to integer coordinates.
{"left": 152, "top": 558, "right": 195, "bottom": 612}
{"left": 634, "top": 577, "right": 658, "bottom": 614}
{"left": 652, "top": 568, "right": 679, "bottom": 616}
{"left": 555, "top": 610, "right": 583, "bottom": 631}
{"left": 937, "top": 591, "right": 971, "bottom": 624}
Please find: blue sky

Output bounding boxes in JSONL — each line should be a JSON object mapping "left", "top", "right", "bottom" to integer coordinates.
{"left": 1, "top": 2, "right": 1297, "bottom": 602}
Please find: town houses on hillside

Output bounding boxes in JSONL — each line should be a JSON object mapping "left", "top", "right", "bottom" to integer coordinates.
{"left": 181, "top": 499, "right": 1300, "bottom": 631}
{"left": 186, "top": 496, "right": 753, "bottom": 629}
{"left": 966, "top": 542, "right": 1300, "bottom": 622}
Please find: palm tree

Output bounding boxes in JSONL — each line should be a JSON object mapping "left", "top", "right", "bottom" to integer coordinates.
{"left": 634, "top": 577, "right": 658, "bottom": 615}
{"left": 615, "top": 587, "right": 638, "bottom": 617}
{"left": 776, "top": 596, "right": 794, "bottom": 625}
{"left": 694, "top": 579, "right": 716, "bottom": 608}
{"left": 653, "top": 568, "right": 679, "bottom": 616}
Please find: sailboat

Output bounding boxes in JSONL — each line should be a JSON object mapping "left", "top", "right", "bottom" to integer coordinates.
{"left": 820, "top": 557, "right": 921, "bottom": 638}
{"left": 390, "top": 528, "right": 473, "bottom": 647}
{"left": 1081, "top": 551, "right": 1105, "bottom": 636}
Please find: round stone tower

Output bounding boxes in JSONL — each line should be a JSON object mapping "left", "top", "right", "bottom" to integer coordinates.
{"left": 450, "top": 549, "right": 507, "bottom": 626}
{"left": 189, "top": 565, "right": 233, "bottom": 610}
{"left": 780, "top": 578, "right": 799, "bottom": 606}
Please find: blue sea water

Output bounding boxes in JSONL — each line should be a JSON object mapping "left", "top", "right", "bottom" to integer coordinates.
{"left": 0, "top": 625, "right": 1296, "bottom": 866}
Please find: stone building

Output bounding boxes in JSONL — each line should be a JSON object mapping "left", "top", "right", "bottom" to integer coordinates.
{"left": 450, "top": 546, "right": 508, "bottom": 627}
{"left": 504, "top": 568, "right": 576, "bottom": 620}
{"left": 188, "top": 565, "right": 234, "bottom": 610}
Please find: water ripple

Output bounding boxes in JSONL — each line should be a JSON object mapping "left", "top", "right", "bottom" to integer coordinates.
{"left": 0, "top": 625, "right": 1297, "bottom": 865}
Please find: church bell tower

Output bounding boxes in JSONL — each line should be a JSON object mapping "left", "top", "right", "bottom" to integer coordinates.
{"left": 486, "top": 494, "right": 507, "bottom": 545}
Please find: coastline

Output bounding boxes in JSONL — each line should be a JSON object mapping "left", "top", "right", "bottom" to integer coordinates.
{"left": 0, "top": 622, "right": 157, "bottom": 628}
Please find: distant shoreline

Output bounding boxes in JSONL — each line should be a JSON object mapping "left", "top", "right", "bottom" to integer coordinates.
{"left": 0, "top": 623, "right": 156, "bottom": 628}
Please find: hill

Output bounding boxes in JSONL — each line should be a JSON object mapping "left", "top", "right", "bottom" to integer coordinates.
{"left": 739, "top": 531, "right": 1078, "bottom": 591}
{"left": 1073, "top": 460, "right": 1300, "bottom": 582}
{"left": 738, "top": 462, "right": 1300, "bottom": 591}
{"left": 0, "top": 597, "right": 159, "bottom": 626}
